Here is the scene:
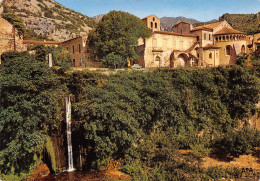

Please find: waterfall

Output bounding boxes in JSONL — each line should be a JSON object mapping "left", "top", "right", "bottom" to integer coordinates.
{"left": 65, "top": 96, "right": 74, "bottom": 172}
{"left": 79, "top": 146, "right": 82, "bottom": 170}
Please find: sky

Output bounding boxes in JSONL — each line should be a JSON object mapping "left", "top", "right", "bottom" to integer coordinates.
{"left": 55, "top": 0, "right": 260, "bottom": 22}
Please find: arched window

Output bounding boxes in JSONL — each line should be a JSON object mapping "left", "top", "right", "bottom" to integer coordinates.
{"left": 152, "top": 38, "right": 157, "bottom": 48}
{"left": 226, "top": 45, "right": 232, "bottom": 55}
{"left": 209, "top": 52, "right": 212, "bottom": 59}
{"left": 241, "top": 45, "right": 245, "bottom": 53}
{"left": 155, "top": 22, "right": 157, "bottom": 29}
{"left": 153, "top": 17, "right": 155, "bottom": 21}
{"left": 151, "top": 22, "right": 153, "bottom": 28}
{"left": 155, "top": 56, "right": 160, "bottom": 61}
{"left": 216, "top": 37, "right": 218, "bottom": 42}
{"left": 257, "top": 38, "right": 260, "bottom": 41}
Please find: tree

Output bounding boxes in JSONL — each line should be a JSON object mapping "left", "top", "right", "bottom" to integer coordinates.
{"left": 102, "top": 53, "right": 125, "bottom": 69}
{"left": 2, "top": 12, "right": 26, "bottom": 37}
{"left": 0, "top": 53, "right": 64, "bottom": 174}
{"left": 88, "top": 10, "right": 151, "bottom": 64}
{"left": 28, "top": 44, "right": 72, "bottom": 72}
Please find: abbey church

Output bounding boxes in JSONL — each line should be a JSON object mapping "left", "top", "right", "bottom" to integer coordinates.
{"left": 137, "top": 15, "right": 247, "bottom": 68}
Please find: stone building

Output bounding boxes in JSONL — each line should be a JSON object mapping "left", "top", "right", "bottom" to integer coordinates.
{"left": 138, "top": 15, "right": 247, "bottom": 68}
{"left": 0, "top": 16, "right": 26, "bottom": 63}
{"left": 247, "top": 33, "right": 260, "bottom": 54}
{"left": 59, "top": 36, "right": 101, "bottom": 68}
{"left": 142, "top": 15, "right": 161, "bottom": 32}
{"left": 60, "top": 36, "right": 88, "bottom": 67}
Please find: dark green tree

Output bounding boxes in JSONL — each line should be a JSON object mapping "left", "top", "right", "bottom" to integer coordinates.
{"left": 0, "top": 53, "right": 64, "bottom": 174}
{"left": 102, "top": 52, "right": 125, "bottom": 69}
{"left": 2, "top": 12, "right": 26, "bottom": 37}
{"left": 88, "top": 10, "right": 151, "bottom": 65}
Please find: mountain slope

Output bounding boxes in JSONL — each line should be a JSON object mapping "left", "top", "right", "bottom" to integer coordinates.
{"left": 160, "top": 16, "right": 200, "bottom": 31}
{"left": 219, "top": 13, "right": 260, "bottom": 34}
{"left": 2, "top": 0, "right": 97, "bottom": 41}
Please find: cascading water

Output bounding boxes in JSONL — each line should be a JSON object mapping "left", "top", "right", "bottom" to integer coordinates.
{"left": 65, "top": 96, "right": 74, "bottom": 172}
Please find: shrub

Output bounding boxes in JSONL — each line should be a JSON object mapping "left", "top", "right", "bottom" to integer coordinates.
{"left": 214, "top": 127, "right": 260, "bottom": 157}
{"left": 102, "top": 53, "right": 126, "bottom": 69}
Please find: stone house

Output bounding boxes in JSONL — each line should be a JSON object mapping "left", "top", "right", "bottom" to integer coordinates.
{"left": 0, "top": 16, "right": 26, "bottom": 64}
{"left": 60, "top": 36, "right": 89, "bottom": 68}
{"left": 138, "top": 15, "right": 247, "bottom": 68}
{"left": 247, "top": 33, "right": 260, "bottom": 54}
{"left": 59, "top": 36, "right": 103, "bottom": 68}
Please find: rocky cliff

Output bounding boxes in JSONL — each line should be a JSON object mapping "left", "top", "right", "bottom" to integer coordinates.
{"left": 2, "top": 0, "right": 97, "bottom": 41}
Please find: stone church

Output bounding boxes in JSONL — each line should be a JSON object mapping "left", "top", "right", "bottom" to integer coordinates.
{"left": 138, "top": 15, "right": 247, "bottom": 68}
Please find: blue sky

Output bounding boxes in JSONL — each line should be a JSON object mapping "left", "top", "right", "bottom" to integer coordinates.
{"left": 55, "top": 0, "right": 260, "bottom": 21}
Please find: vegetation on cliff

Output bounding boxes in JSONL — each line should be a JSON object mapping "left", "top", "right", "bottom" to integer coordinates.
{"left": 219, "top": 12, "right": 260, "bottom": 35}
{"left": 67, "top": 63, "right": 260, "bottom": 179}
{"left": 0, "top": 51, "right": 67, "bottom": 180}
{"left": 2, "top": 11, "right": 25, "bottom": 36}
{"left": 2, "top": 0, "right": 97, "bottom": 41}
{"left": 0, "top": 49, "right": 259, "bottom": 180}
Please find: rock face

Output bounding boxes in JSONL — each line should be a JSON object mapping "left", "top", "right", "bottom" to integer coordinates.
{"left": 2, "top": 0, "right": 97, "bottom": 42}
{"left": 160, "top": 16, "right": 201, "bottom": 31}
{"left": 0, "top": 17, "right": 26, "bottom": 62}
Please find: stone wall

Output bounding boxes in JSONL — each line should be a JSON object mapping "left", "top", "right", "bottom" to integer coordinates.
{"left": 143, "top": 32, "right": 197, "bottom": 68}
{"left": 0, "top": 17, "right": 26, "bottom": 63}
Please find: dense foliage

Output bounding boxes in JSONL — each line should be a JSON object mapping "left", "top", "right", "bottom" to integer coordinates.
{"left": 1, "top": 49, "right": 260, "bottom": 180}
{"left": 2, "top": 12, "right": 26, "bottom": 37}
{"left": 101, "top": 53, "right": 125, "bottom": 69}
{"left": 219, "top": 12, "right": 260, "bottom": 34}
{"left": 0, "top": 52, "right": 65, "bottom": 179}
{"left": 88, "top": 10, "right": 151, "bottom": 64}
{"left": 28, "top": 44, "right": 72, "bottom": 73}
{"left": 67, "top": 65, "right": 260, "bottom": 177}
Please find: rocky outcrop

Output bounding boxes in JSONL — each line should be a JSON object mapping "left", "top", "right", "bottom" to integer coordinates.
{"left": 3, "top": 0, "right": 96, "bottom": 42}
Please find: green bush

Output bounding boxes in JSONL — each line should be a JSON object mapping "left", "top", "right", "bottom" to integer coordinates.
{"left": 207, "top": 166, "right": 226, "bottom": 179}
{"left": 102, "top": 52, "right": 125, "bottom": 69}
{"left": 2, "top": 12, "right": 25, "bottom": 36}
{"left": 214, "top": 127, "right": 260, "bottom": 157}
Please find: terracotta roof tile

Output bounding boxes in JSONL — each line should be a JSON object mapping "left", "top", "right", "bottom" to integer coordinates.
{"left": 214, "top": 27, "right": 245, "bottom": 35}
{"left": 191, "top": 21, "right": 223, "bottom": 31}
{"left": 23, "top": 40, "right": 60, "bottom": 45}
{"left": 154, "top": 31, "right": 197, "bottom": 37}
{"left": 142, "top": 15, "right": 159, "bottom": 20}
{"left": 203, "top": 44, "right": 221, "bottom": 49}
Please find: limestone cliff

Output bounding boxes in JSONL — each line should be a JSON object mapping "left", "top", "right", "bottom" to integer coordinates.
{"left": 2, "top": 0, "right": 97, "bottom": 42}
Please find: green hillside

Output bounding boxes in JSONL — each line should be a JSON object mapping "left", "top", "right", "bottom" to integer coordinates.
{"left": 219, "top": 13, "right": 260, "bottom": 35}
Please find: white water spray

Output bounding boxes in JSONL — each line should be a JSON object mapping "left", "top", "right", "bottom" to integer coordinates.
{"left": 65, "top": 96, "right": 74, "bottom": 172}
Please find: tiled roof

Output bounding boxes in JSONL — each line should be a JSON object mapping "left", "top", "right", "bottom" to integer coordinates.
{"left": 203, "top": 44, "right": 221, "bottom": 49}
{"left": 154, "top": 31, "right": 197, "bottom": 37}
{"left": 23, "top": 40, "right": 60, "bottom": 45}
{"left": 142, "top": 15, "right": 158, "bottom": 20}
{"left": 174, "top": 21, "right": 192, "bottom": 26}
{"left": 191, "top": 21, "right": 223, "bottom": 31}
{"left": 214, "top": 27, "right": 245, "bottom": 35}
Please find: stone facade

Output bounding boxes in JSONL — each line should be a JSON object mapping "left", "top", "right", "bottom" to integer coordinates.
{"left": 139, "top": 16, "right": 247, "bottom": 68}
{"left": 247, "top": 33, "right": 260, "bottom": 54}
{"left": 60, "top": 36, "right": 89, "bottom": 67}
{"left": 60, "top": 36, "right": 104, "bottom": 68}
{"left": 139, "top": 31, "right": 198, "bottom": 68}
{"left": 142, "top": 15, "right": 160, "bottom": 32}
{"left": 0, "top": 16, "right": 26, "bottom": 63}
